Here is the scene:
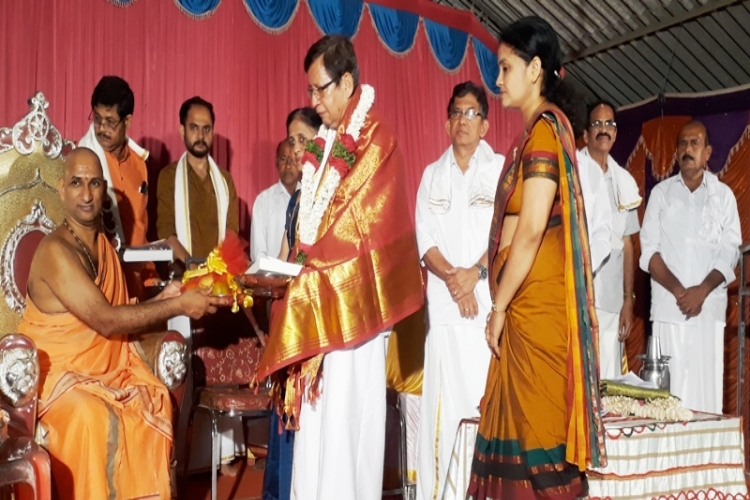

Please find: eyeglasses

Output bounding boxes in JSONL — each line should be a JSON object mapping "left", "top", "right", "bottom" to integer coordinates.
{"left": 89, "top": 111, "right": 124, "bottom": 131}
{"left": 449, "top": 108, "right": 483, "bottom": 121}
{"left": 590, "top": 119, "right": 617, "bottom": 129}
{"left": 307, "top": 79, "right": 337, "bottom": 99}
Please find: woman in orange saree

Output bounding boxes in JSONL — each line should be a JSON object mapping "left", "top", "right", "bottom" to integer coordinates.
{"left": 468, "top": 17, "right": 606, "bottom": 499}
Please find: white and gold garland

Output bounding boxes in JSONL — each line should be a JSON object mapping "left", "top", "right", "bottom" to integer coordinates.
{"left": 297, "top": 84, "right": 375, "bottom": 247}
{"left": 602, "top": 395, "right": 694, "bottom": 422}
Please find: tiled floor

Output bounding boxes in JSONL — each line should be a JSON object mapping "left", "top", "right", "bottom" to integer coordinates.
{"left": 183, "top": 460, "right": 412, "bottom": 500}
{"left": 185, "top": 460, "right": 264, "bottom": 500}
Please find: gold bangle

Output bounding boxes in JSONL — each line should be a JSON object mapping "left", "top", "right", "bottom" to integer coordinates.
{"left": 624, "top": 292, "right": 636, "bottom": 300}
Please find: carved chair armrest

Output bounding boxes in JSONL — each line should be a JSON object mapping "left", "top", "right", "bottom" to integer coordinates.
{"left": 133, "top": 331, "right": 187, "bottom": 390}
{"left": 0, "top": 334, "right": 40, "bottom": 438}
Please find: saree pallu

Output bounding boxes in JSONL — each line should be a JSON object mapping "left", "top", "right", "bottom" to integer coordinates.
{"left": 468, "top": 107, "right": 606, "bottom": 500}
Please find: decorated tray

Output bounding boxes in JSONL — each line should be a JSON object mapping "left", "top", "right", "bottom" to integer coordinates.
{"left": 236, "top": 272, "right": 292, "bottom": 299}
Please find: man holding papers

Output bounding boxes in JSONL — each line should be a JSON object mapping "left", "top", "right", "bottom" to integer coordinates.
{"left": 79, "top": 76, "right": 154, "bottom": 298}
{"left": 257, "top": 35, "right": 424, "bottom": 500}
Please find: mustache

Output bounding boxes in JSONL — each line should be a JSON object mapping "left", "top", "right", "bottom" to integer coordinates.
{"left": 97, "top": 133, "right": 111, "bottom": 141}
{"left": 596, "top": 132, "right": 611, "bottom": 140}
{"left": 193, "top": 141, "right": 208, "bottom": 148}
{"left": 682, "top": 153, "right": 695, "bottom": 162}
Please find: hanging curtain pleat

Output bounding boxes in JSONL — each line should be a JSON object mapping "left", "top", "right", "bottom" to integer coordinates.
{"left": 307, "top": 0, "right": 365, "bottom": 38}
{"left": 368, "top": 4, "right": 419, "bottom": 55}
{"left": 243, "top": 0, "right": 298, "bottom": 31}
{"left": 423, "top": 18, "right": 469, "bottom": 72}
{"left": 473, "top": 38, "right": 500, "bottom": 95}
{"left": 174, "top": 0, "right": 222, "bottom": 18}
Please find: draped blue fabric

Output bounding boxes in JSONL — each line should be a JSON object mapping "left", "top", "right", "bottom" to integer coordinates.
{"left": 308, "top": 0, "right": 365, "bottom": 38}
{"left": 243, "top": 0, "right": 298, "bottom": 30}
{"left": 423, "top": 19, "right": 470, "bottom": 71}
{"left": 473, "top": 38, "right": 500, "bottom": 94}
{"left": 175, "top": 0, "right": 221, "bottom": 16}
{"left": 113, "top": 0, "right": 498, "bottom": 84}
{"left": 368, "top": 4, "right": 419, "bottom": 54}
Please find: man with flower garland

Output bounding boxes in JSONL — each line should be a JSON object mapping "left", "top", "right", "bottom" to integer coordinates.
{"left": 256, "top": 35, "right": 424, "bottom": 500}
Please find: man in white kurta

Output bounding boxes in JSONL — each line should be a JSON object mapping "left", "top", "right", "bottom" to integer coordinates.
{"left": 640, "top": 120, "right": 741, "bottom": 413}
{"left": 250, "top": 140, "right": 299, "bottom": 262}
{"left": 582, "top": 101, "right": 642, "bottom": 379}
{"left": 576, "top": 151, "right": 612, "bottom": 274}
{"left": 415, "top": 82, "right": 499, "bottom": 500}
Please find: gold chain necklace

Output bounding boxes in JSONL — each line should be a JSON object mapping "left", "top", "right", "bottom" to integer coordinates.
{"left": 62, "top": 219, "right": 97, "bottom": 278}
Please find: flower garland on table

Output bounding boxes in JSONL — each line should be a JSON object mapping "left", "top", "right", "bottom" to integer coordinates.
{"left": 295, "top": 84, "right": 375, "bottom": 264}
{"left": 602, "top": 395, "right": 694, "bottom": 422}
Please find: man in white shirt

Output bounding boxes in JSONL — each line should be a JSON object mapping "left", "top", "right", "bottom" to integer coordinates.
{"left": 640, "top": 120, "right": 741, "bottom": 413}
{"left": 250, "top": 140, "right": 299, "bottom": 261}
{"left": 415, "top": 82, "right": 501, "bottom": 500}
{"left": 576, "top": 151, "right": 612, "bottom": 274}
{"left": 582, "top": 101, "right": 642, "bottom": 380}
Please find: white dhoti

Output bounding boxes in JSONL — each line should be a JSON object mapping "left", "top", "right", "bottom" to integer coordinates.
{"left": 652, "top": 318, "right": 725, "bottom": 414}
{"left": 597, "top": 308, "right": 622, "bottom": 380}
{"left": 416, "top": 324, "right": 491, "bottom": 500}
{"left": 291, "top": 331, "right": 387, "bottom": 500}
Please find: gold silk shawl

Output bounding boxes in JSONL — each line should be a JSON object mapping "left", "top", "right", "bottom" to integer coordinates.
{"left": 257, "top": 86, "right": 425, "bottom": 380}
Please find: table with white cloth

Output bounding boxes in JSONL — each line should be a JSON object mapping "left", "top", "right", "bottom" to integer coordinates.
{"left": 443, "top": 413, "right": 749, "bottom": 500}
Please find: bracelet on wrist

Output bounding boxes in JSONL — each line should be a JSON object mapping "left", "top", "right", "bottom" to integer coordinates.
{"left": 624, "top": 292, "right": 636, "bottom": 301}
{"left": 491, "top": 303, "right": 505, "bottom": 313}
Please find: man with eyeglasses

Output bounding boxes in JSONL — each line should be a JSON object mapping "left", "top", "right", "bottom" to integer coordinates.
{"left": 414, "top": 81, "right": 501, "bottom": 500}
{"left": 256, "top": 35, "right": 424, "bottom": 500}
{"left": 581, "top": 100, "right": 642, "bottom": 380}
{"left": 640, "top": 120, "right": 740, "bottom": 413}
{"left": 250, "top": 139, "right": 299, "bottom": 262}
{"left": 78, "top": 76, "right": 152, "bottom": 298}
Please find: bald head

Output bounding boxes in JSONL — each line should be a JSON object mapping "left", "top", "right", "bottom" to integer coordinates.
{"left": 58, "top": 147, "right": 107, "bottom": 225}
{"left": 276, "top": 138, "right": 298, "bottom": 191}
{"left": 276, "top": 138, "right": 292, "bottom": 157}
{"left": 63, "top": 147, "right": 103, "bottom": 179}
{"left": 679, "top": 120, "right": 710, "bottom": 147}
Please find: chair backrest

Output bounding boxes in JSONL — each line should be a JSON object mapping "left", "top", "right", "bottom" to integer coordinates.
{"left": 194, "top": 337, "right": 263, "bottom": 387}
{"left": 0, "top": 93, "right": 72, "bottom": 333}
{"left": 192, "top": 311, "right": 263, "bottom": 386}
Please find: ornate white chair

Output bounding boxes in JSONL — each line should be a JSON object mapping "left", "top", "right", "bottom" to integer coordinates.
{"left": 0, "top": 93, "right": 188, "bottom": 497}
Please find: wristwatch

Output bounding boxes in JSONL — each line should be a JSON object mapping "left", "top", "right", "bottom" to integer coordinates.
{"left": 475, "top": 263, "right": 488, "bottom": 281}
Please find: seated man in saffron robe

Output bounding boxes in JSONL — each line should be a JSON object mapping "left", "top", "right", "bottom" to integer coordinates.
{"left": 17, "top": 147, "right": 230, "bottom": 500}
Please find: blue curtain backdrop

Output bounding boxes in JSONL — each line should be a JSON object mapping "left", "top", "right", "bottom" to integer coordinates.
{"left": 423, "top": 19, "right": 469, "bottom": 71}
{"left": 243, "top": 0, "right": 298, "bottom": 30}
{"left": 148, "top": 0, "right": 500, "bottom": 92}
{"left": 307, "top": 0, "right": 365, "bottom": 38}
{"left": 473, "top": 38, "right": 500, "bottom": 94}
{"left": 173, "top": 0, "right": 222, "bottom": 17}
{"left": 368, "top": 4, "right": 419, "bottom": 54}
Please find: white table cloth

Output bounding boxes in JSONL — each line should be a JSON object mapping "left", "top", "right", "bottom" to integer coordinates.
{"left": 443, "top": 413, "right": 749, "bottom": 500}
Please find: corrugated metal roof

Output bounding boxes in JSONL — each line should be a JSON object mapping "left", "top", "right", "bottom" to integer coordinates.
{"left": 438, "top": 0, "right": 750, "bottom": 107}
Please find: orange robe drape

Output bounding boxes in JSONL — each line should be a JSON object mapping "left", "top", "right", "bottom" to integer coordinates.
{"left": 257, "top": 86, "right": 425, "bottom": 381}
{"left": 18, "top": 235, "right": 172, "bottom": 500}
